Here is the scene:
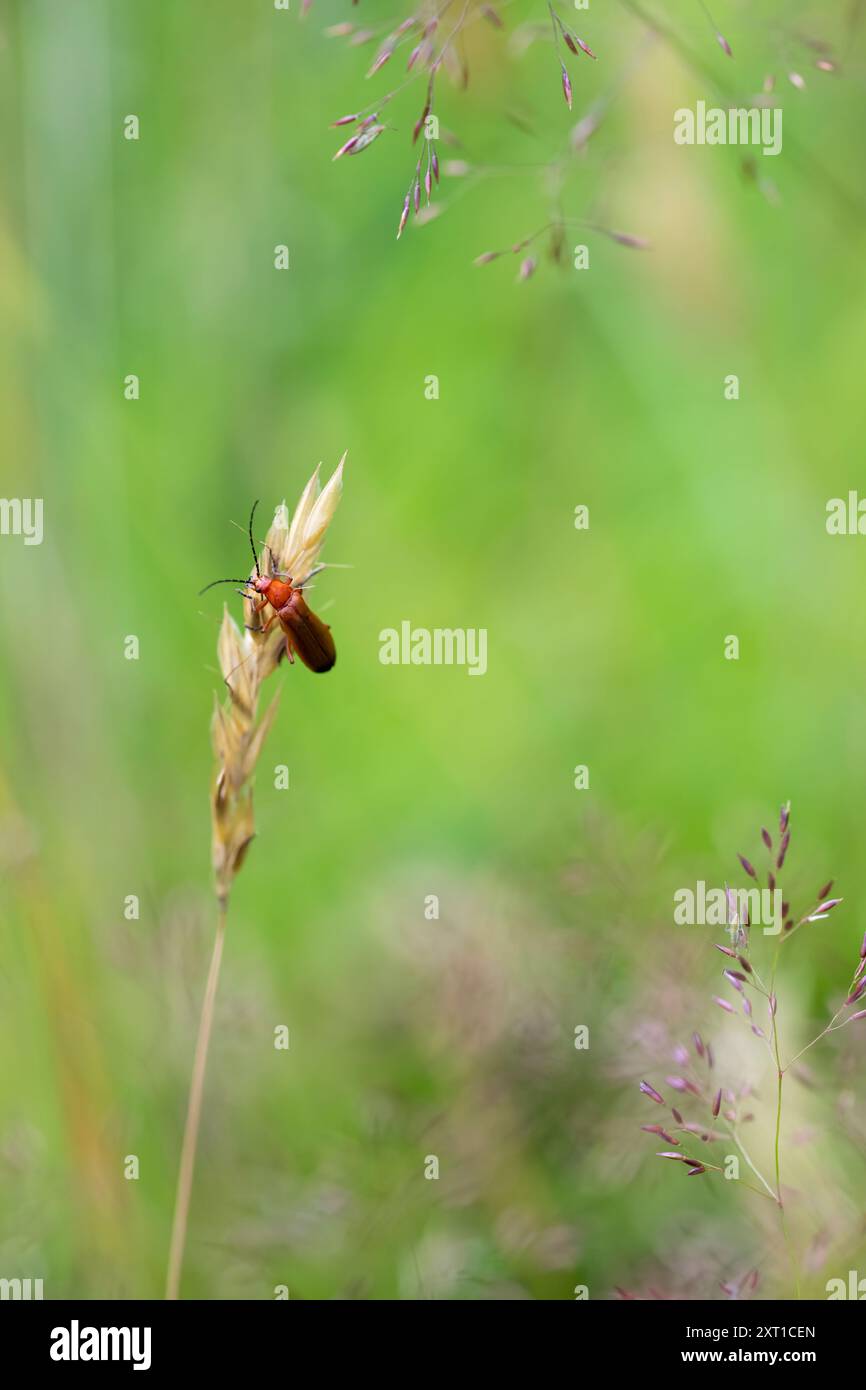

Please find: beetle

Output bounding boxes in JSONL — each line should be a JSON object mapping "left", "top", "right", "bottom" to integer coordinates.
{"left": 199, "top": 500, "right": 336, "bottom": 673}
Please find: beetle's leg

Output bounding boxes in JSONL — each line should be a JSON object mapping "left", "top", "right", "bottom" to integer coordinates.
{"left": 246, "top": 611, "right": 278, "bottom": 636}
{"left": 284, "top": 632, "right": 295, "bottom": 664}
{"left": 223, "top": 650, "right": 256, "bottom": 689}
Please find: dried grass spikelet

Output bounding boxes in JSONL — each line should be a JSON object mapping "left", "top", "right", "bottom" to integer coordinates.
{"left": 210, "top": 454, "right": 345, "bottom": 906}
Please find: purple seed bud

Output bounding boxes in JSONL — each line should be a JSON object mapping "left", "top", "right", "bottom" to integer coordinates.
{"left": 776, "top": 832, "right": 790, "bottom": 870}
{"left": 424, "top": 167, "right": 432, "bottom": 201}
{"left": 813, "top": 898, "right": 842, "bottom": 916}
{"left": 671, "top": 1107, "right": 683, "bottom": 1124}
{"left": 606, "top": 230, "right": 650, "bottom": 250}
{"left": 713, "top": 997, "right": 734, "bottom": 1013}
{"left": 692, "top": 1033, "right": 705, "bottom": 1058}
{"left": 761, "top": 828, "right": 772, "bottom": 850}
{"left": 686, "top": 1164, "right": 707, "bottom": 1176}
{"left": 333, "top": 122, "right": 385, "bottom": 160}
{"left": 850, "top": 1011, "right": 866, "bottom": 1021}
{"left": 560, "top": 63, "right": 573, "bottom": 110}
{"left": 673, "top": 1045, "right": 689, "bottom": 1066}
{"left": 639, "top": 1080, "right": 664, "bottom": 1105}
{"left": 431, "top": 151, "right": 440, "bottom": 184}
{"left": 333, "top": 134, "right": 360, "bottom": 159}
{"left": 656, "top": 1128, "right": 679, "bottom": 1144}
{"left": 712, "top": 1088, "right": 721, "bottom": 1117}
{"left": 768, "top": 872, "right": 776, "bottom": 891}
{"left": 768, "top": 994, "right": 777, "bottom": 1017}
{"left": 860, "top": 931, "right": 866, "bottom": 960}
{"left": 656, "top": 1151, "right": 687, "bottom": 1161}
{"left": 780, "top": 803, "right": 790, "bottom": 833}
{"left": 847, "top": 981, "right": 866, "bottom": 1006}
{"left": 737, "top": 956, "right": 752, "bottom": 973}
{"left": 576, "top": 36, "right": 596, "bottom": 59}
{"left": 518, "top": 256, "right": 536, "bottom": 281}
{"left": 331, "top": 112, "right": 360, "bottom": 128}
{"left": 818, "top": 881, "right": 833, "bottom": 900}
{"left": 397, "top": 194, "right": 411, "bottom": 239}
{"left": 706, "top": 1043, "right": 714, "bottom": 1069}
{"left": 738, "top": 855, "right": 757, "bottom": 879}
{"left": 413, "top": 178, "right": 420, "bottom": 213}
{"left": 367, "top": 45, "right": 394, "bottom": 78}
{"left": 641, "top": 1124, "right": 679, "bottom": 1144}
{"left": 743, "top": 997, "right": 752, "bottom": 1018}
{"left": 716, "top": 32, "right": 732, "bottom": 57}
{"left": 714, "top": 944, "right": 737, "bottom": 958}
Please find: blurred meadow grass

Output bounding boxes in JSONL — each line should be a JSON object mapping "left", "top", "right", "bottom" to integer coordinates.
{"left": 1, "top": 0, "right": 866, "bottom": 1297}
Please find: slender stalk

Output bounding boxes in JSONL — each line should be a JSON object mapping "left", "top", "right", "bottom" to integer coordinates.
{"left": 768, "top": 941, "right": 783, "bottom": 1204}
{"left": 768, "top": 944, "right": 801, "bottom": 1297}
{"left": 165, "top": 900, "right": 228, "bottom": 1300}
{"left": 724, "top": 1124, "right": 777, "bottom": 1204}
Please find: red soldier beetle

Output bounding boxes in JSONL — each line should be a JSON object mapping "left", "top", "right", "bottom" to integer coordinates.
{"left": 199, "top": 501, "right": 336, "bottom": 673}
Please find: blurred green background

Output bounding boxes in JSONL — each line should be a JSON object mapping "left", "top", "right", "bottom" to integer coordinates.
{"left": 2, "top": 0, "right": 866, "bottom": 1299}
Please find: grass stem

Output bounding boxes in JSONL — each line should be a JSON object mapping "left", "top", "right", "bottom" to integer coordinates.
{"left": 165, "top": 900, "right": 228, "bottom": 1300}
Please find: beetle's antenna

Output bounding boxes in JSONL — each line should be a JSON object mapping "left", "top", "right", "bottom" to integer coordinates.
{"left": 248, "top": 499, "right": 261, "bottom": 578}
{"left": 198, "top": 577, "right": 257, "bottom": 596}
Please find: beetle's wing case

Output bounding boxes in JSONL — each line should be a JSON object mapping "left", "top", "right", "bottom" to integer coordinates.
{"left": 278, "top": 593, "right": 336, "bottom": 673}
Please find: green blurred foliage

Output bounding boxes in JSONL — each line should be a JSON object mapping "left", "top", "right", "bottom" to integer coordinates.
{"left": 1, "top": 0, "right": 866, "bottom": 1299}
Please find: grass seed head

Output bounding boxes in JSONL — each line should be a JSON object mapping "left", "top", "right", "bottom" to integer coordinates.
{"left": 209, "top": 458, "right": 345, "bottom": 905}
